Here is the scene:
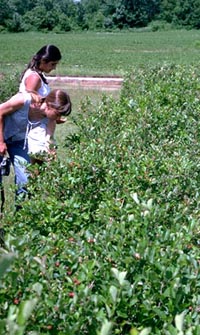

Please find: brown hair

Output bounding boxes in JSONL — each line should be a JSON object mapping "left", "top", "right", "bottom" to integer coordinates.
{"left": 20, "top": 45, "right": 62, "bottom": 84}
{"left": 45, "top": 89, "right": 72, "bottom": 116}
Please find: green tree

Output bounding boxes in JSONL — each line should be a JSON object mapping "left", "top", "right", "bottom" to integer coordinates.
{"left": 81, "top": 0, "right": 101, "bottom": 14}
{"left": 161, "top": 0, "right": 200, "bottom": 28}
{"left": 101, "top": 0, "right": 119, "bottom": 17}
{"left": 1, "top": 0, "right": 200, "bottom": 32}
{"left": 191, "top": 0, "right": 200, "bottom": 28}
{"left": 75, "top": 1, "right": 88, "bottom": 29}
{"left": 0, "top": 0, "right": 11, "bottom": 26}
{"left": 6, "top": 12, "right": 23, "bottom": 32}
{"left": 55, "top": 13, "right": 72, "bottom": 31}
{"left": 23, "top": 5, "right": 58, "bottom": 30}
{"left": 8, "top": 0, "right": 35, "bottom": 15}
{"left": 112, "top": 0, "right": 159, "bottom": 28}
{"left": 160, "top": 0, "right": 178, "bottom": 22}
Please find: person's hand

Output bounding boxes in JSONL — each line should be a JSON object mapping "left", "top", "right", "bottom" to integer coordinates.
{"left": 47, "top": 148, "right": 57, "bottom": 162}
{"left": 0, "top": 142, "right": 7, "bottom": 156}
{"left": 56, "top": 118, "right": 67, "bottom": 124}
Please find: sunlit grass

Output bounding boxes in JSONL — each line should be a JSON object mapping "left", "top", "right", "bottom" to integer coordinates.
{"left": 1, "top": 30, "right": 200, "bottom": 76}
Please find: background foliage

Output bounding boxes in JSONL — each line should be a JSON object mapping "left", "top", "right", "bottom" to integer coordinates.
{"left": 1, "top": 0, "right": 200, "bottom": 32}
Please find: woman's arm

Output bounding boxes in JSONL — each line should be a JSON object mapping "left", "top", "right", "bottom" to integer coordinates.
{"left": 45, "top": 118, "right": 67, "bottom": 157}
{"left": 0, "top": 94, "right": 25, "bottom": 155}
{"left": 46, "top": 119, "right": 56, "bottom": 140}
{"left": 25, "top": 73, "right": 41, "bottom": 92}
{"left": 45, "top": 119, "right": 56, "bottom": 151}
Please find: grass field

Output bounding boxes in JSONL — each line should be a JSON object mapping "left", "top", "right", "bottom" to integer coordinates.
{"left": 1, "top": 30, "right": 200, "bottom": 77}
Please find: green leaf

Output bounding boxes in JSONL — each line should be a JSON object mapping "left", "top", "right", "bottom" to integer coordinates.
{"left": 0, "top": 253, "right": 15, "bottom": 279}
{"left": 130, "top": 192, "right": 140, "bottom": 204}
{"left": 130, "top": 328, "right": 139, "bottom": 335}
{"left": 0, "top": 320, "right": 6, "bottom": 333}
{"left": 99, "top": 320, "right": 112, "bottom": 335}
{"left": 7, "top": 305, "right": 18, "bottom": 321}
{"left": 175, "top": 311, "right": 185, "bottom": 332}
{"left": 109, "top": 285, "right": 118, "bottom": 303}
{"left": 139, "top": 328, "right": 152, "bottom": 335}
{"left": 17, "top": 298, "right": 38, "bottom": 326}
{"left": 32, "top": 282, "right": 43, "bottom": 296}
{"left": 111, "top": 268, "right": 127, "bottom": 286}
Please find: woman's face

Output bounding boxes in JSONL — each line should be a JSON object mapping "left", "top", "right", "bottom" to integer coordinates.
{"left": 45, "top": 105, "right": 62, "bottom": 121}
{"left": 39, "top": 60, "right": 59, "bottom": 73}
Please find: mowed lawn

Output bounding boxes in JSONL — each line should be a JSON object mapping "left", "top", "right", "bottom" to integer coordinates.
{"left": 1, "top": 29, "right": 200, "bottom": 77}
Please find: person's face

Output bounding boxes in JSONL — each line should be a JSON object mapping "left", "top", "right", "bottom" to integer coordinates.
{"left": 40, "top": 60, "right": 59, "bottom": 73}
{"left": 45, "top": 105, "right": 63, "bottom": 121}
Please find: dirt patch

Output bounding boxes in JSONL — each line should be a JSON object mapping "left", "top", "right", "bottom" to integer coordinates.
{"left": 47, "top": 76, "right": 124, "bottom": 91}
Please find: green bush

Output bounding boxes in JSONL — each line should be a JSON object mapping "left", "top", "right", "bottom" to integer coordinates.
{"left": 1, "top": 64, "right": 200, "bottom": 334}
{"left": 0, "top": 72, "right": 20, "bottom": 102}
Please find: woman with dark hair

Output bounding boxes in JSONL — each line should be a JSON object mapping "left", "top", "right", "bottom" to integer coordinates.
{"left": 20, "top": 44, "right": 62, "bottom": 96}
{"left": 19, "top": 45, "right": 64, "bottom": 163}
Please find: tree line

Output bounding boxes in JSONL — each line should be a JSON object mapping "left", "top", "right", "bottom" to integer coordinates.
{"left": 1, "top": 0, "right": 200, "bottom": 33}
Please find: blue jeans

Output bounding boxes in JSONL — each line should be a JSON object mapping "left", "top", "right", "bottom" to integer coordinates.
{"left": 6, "top": 140, "right": 30, "bottom": 196}
{"left": 0, "top": 158, "right": 4, "bottom": 213}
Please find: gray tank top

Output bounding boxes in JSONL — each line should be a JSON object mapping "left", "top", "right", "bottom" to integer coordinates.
{"left": 4, "top": 92, "right": 32, "bottom": 142}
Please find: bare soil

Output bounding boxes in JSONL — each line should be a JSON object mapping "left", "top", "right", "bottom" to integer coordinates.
{"left": 47, "top": 76, "right": 124, "bottom": 91}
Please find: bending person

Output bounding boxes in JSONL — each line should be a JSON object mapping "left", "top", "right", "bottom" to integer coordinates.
{"left": 0, "top": 89, "right": 71, "bottom": 207}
